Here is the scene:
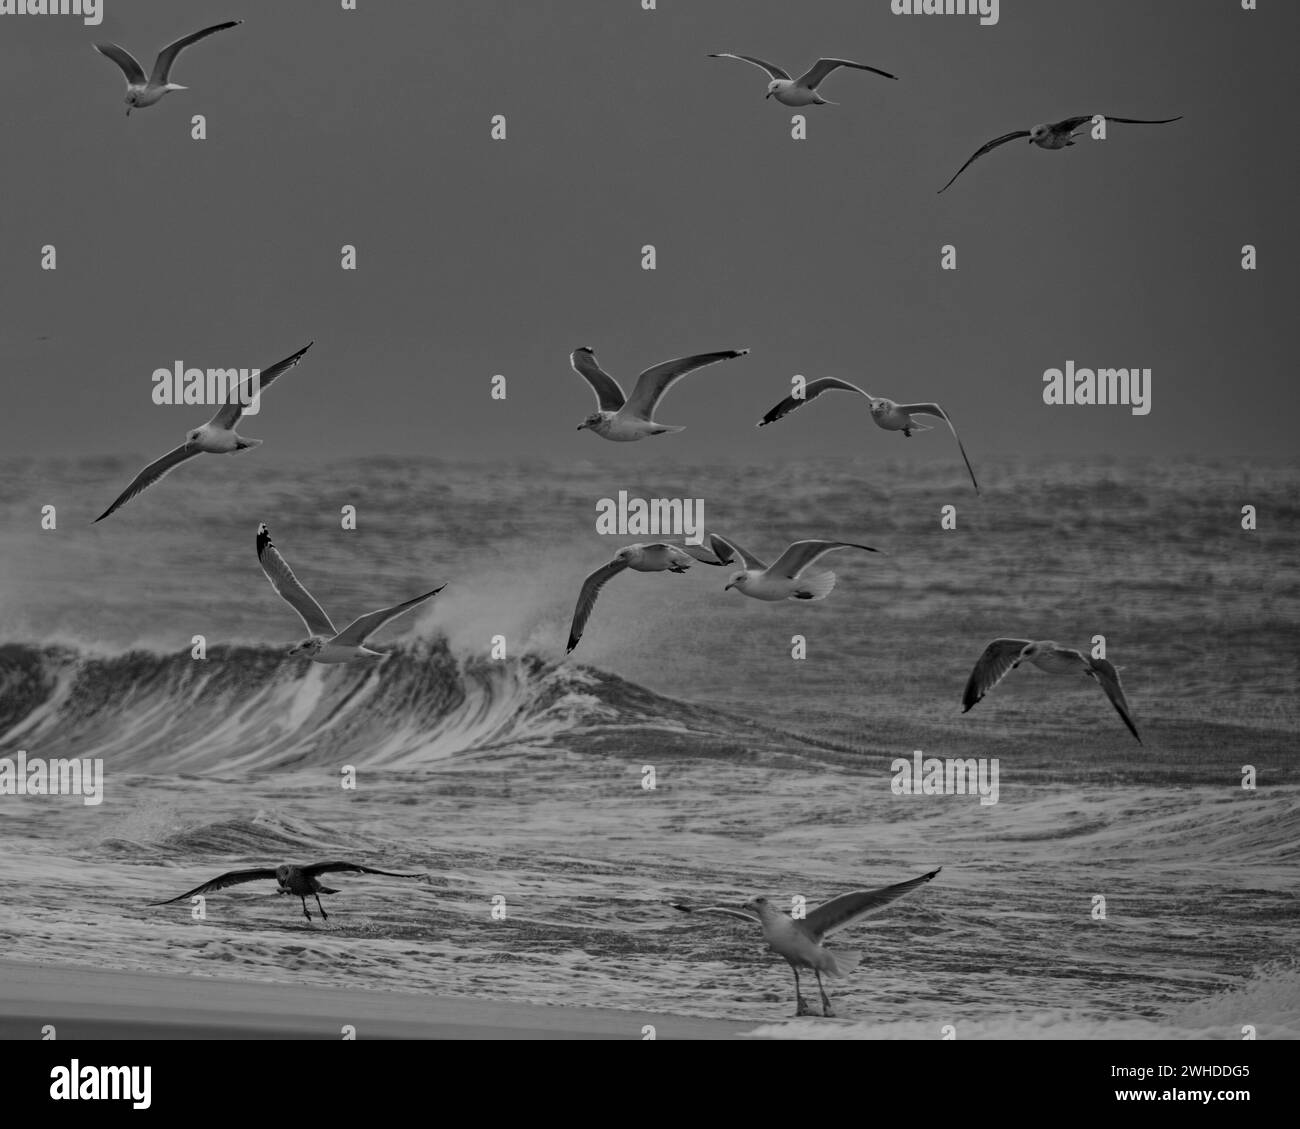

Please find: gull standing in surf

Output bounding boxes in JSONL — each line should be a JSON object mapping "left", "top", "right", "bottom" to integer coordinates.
{"left": 758, "top": 379, "right": 980, "bottom": 494}
{"left": 674, "top": 868, "right": 941, "bottom": 1017}
{"left": 962, "top": 639, "right": 1143, "bottom": 743}
{"left": 717, "top": 536, "right": 882, "bottom": 602}
{"left": 94, "top": 20, "right": 243, "bottom": 115}
{"left": 707, "top": 54, "right": 897, "bottom": 106}
{"left": 938, "top": 114, "right": 1183, "bottom": 193}
{"left": 93, "top": 342, "right": 313, "bottom": 522}
{"left": 566, "top": 543, "right": 694, "bottom": 654}
{"left": 571, "top": 346, "right": 749, "bottom": 441}
{"left": 150, "top": 861, "right": 427, "bottom": 922}
{"left": 257, "top": 524, "right": 444, "bottom": 664}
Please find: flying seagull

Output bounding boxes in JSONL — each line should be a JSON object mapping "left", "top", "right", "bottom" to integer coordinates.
{"left": 717, "top": 536, "right": 882, "bottom": 602}
{"left": 94, "top": 20, "right": 243, "bottom": 115}
{"left": 758, "top": 378, "right": 979, "bottom": 494}
{"left": 93, "top": 342, "right": 313, "bottom": 522}
{"left": 150, "top": 861, "right": 426, "bottom": 922}
{"left": 566, "top": 543, "right": 693, "bottom": 654}
{"left": 572, "top": 346, "right": 748, "bottom": 441}
{"left": 938, "top": 114, "right": 1183, "bottom": 193}
{"left": 673, "top": 867, "right": 940, "bottom": 1017}
{"left": 961, "top": 639, "right": 1142, "bottom": 743}
{"left": 707, "top": 54, "right": 896, "bottom": 106}
{"left": 257, "top": 523, "right": 443, "bottom": 663}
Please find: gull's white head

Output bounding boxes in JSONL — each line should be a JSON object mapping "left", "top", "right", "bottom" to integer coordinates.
{"left": 184, "top": 428, "right": 202, "bottom": 447}
{"left": 576, "top": 411, "right": 604, "bottom": 431}
{"left": 765, "top": 80, "right": 781, "bottom": 99}
{"left": 723, "top": 569, "right": 747, "bottom": 592}
{"left": 289, "top": 638, "right": 323, "bottom": 658}
{"left": 1029, "top": 123, "right": 1050, "bottom": 142}
{"left": 742, "top": 896, "right": 772, "bottom": 916}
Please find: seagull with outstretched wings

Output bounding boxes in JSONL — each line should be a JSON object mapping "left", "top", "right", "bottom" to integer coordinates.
{"left": 150, "top": 861, "right": 427, "bottom": 921}
{"left": 938, "top": 113, "right": 1182, "bottom": 193}
{"left": 673, "top": 867, "right": 941, "bottom": 1016}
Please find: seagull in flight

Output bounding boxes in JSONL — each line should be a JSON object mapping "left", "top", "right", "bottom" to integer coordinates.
{"left": 94, "top": 20, "right": 243, "bottom": 115}
{"left": 962, "top": 639, "right": 1142, "bottom": 743}
{"left": 758, "top": 378, "right": 979, "bottom": 494}
{"left": 149, "top": 861, "right": 427, "bottom": 922}
{"left": 572, "top": 346, "right": 748, "bottom": 441}
{"left": 93, "top": 342, "right": 313, "bottom": 522}
{"left": 707, "top": 54, "right": 897, "bottom": 106}
{"left": 938, "top": 114, "right": 1183, "bottom": 193}
{"left": 717, "top": 536, "right": 882, "bottom": 602}
{"left": 257, "top": 523, "right": 444, "bottom": 663}
{"left": 566, "top": 543, "right": 694, "bottom": 654}
{"left": 673, "top": 867, "right": 940, "bottom": 1017}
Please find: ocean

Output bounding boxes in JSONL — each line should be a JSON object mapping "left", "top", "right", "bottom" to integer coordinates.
{"left": 0, "top": 453, "right": 1296, "bottom": 1037}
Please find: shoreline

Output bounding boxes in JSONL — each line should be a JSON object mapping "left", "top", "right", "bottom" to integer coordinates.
{"left": 0, "top": 959, "right": 750, "bottom": 1040}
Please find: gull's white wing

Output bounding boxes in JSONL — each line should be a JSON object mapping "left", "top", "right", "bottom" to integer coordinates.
{"left": 794, "top": 58, "right": 897, "bottom": 89}
{"left": 566, "top": 558, "right": 630, "bottom": 654}
{"left": 149, "top": 867, "right": 278, "bottom": 905}
{"left": 94, "top": 43, "right": 147, "bottom": 86}
{"left": 255, "top": 523, "right": 337, "bottom": 637}
{"left": 570, "top": 347, "right": 626, "bottom": 412}
{"left": 681, "top": 533, "right": 737, "bottom": 567}
{"left": 768, "top": 540, "right": 880, "bottom": 579}
{"left": 961, "top": 638, "right": 1032, "bottom": 712}
{"left": 150, "top": 20, "right": 244, "bottom": 86}
{"left": 757, "top": 377, "right": 869, "bottom": 428}
{"left": 93, "top": 443, "right": 202, "bottom": 523}
{"left": 671, "top": 903, "right": 760, "bottom": 925}
{"left": 804, "top": 868, "right": 941, "bottom": 941}
{"left": 208, "top": 341, "right": 314, "bottom": 430}
{"left": 896, "top": 402, "right": 980, "bottom": 494}
{"left": 707, "top": 53, "right": 791, "bottom": 81}
{"left": 331, "top": 586, "right": 445, "bottom": 647}
{"left": 622, "top": 349, "right": 748, "bottom": 421}
{"left": 1088, "top": 658, "right": 1143, "bottom": 744}
{"left": 938, "top": 130, "right": 1031, "bottom": 194}
{"left": 710, "top": 535, "right": 768, "bottom": 573}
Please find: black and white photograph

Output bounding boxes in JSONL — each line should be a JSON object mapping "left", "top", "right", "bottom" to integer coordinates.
{"left": 0, "top": 0, "right": 1294, "bottom": 1110}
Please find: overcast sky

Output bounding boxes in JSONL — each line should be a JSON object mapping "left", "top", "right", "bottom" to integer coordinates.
{"left": 0, "top": 0, "right": 1294, "bottom": 470}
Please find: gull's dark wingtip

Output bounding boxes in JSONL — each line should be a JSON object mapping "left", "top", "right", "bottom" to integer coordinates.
{"left": 256, "top": 522, "right": 272, "bottom": 555}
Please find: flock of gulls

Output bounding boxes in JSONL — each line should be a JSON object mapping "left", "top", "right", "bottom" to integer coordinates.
{"left": 82, "top": 18, "right": 1166, "bottom": 1017}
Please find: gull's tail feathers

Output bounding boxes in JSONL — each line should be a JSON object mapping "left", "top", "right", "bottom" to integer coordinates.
{"left": 318, "top": 885, "right": 339, "bottom": 895}
{"left": 652, "top": 424, "right": 687, "bottom": 436}
{"left": 824, "top": 948, "right": 862, "bottom": 979}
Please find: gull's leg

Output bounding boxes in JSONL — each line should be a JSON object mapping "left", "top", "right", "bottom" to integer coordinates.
{"left": 300, "top": 897, "right": 312, "bottom": 921}
{"left": 814, "top": 970, "right": 834, "bottom": 1017}
{"left": 792, "top": 967, "right": 815, "bottom": 1017}
{"left": 314, "top": 893, "right": 329, "bottom": 921}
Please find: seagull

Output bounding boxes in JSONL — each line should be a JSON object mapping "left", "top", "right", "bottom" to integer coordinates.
{"left": 962, "top": 639, "right": 1142, "bottom": 743}
{"left": 257, "top": 523, "right": 444, "bottom": 663}
{"left": 566, "top": 543, "right": 694, "bottom": 654}
{"left": 93, "top": 342, "right": 313, "bottom": 522}
{"left": 572, "top": 346, "right": 749, "bottom": 441}
{"left": 149, "top": 861, "right": 426, "bottom": 922}
{"left": 758, "top": 378, "right": 979, "bottom": 494}
{"left": 673, "top": 867, "right": 940, "bottom": 1017}
{"left": 94, "top": 20, "right": 243, "bottom": 115}
{"left": 707, "top": 54, "right": 897, "bottom": 106}
{"left": 717, "top": 536, "right": 882, "bottom": 602}
{"left": 938, "top": 114, "right": 1183, "bottom": 193}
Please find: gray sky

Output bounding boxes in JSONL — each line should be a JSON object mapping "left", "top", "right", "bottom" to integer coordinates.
{"left": 0, "top": 0, "right": 1294, "bottom": 469}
